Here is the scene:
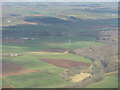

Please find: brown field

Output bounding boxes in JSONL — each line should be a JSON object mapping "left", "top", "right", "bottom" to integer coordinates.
{"left": 0, "top": 54, "right": 9, "bottom": 57}
{"left": 40, "top": 58, "right": 91, "bottom": 68}
{"left": 42, "top": 48, "right": 69, "bottom": 53}
{"left": 2, "top": 62, "right": 37, "bottom": 76}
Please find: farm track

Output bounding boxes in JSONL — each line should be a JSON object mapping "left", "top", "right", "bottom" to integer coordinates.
{"left": 42, "top": 48, "right": 69, "bottom": 53}
{"left": 3, "top": 76, "right": 15, "bottom": 88}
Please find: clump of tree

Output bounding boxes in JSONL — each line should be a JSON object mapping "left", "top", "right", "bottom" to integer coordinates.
{"left": 104, "top": 60, "right": 118, "bottom": 73}
{"left": 63, "top": 73, "right": 103, "bottom": 88}
{"left": 60, "top": 66, "right": 88, "bottom": 81}
{"left": 89, "top": 61, "right": 105, "bottom": 75}
{"left": 60, "top": 70, "right": 71, "bottom": 81}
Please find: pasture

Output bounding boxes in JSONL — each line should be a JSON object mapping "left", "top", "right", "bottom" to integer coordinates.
{"left": 3, "top": 72, "right": 71, "bottom": 88}
{"left": 88, "top": 73, "right": 118, "bottom": 88}
{"left": 2, "top": 36, "right": 102, "bottom": 53}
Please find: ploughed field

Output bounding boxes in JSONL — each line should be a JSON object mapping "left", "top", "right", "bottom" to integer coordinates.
{"left": 40, "top": 58, "right": 91, "bottom": 68}
{"left": 2, "top": 62, "right": 36, "bottom": 76}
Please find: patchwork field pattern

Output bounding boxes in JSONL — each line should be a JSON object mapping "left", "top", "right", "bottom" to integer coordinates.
{"left": 2, "top": 2, "right": 118, "bottom": 88}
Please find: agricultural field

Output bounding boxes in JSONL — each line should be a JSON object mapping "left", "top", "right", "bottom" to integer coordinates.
{"left": 2, "top": 2, "right": 118, "bottom": 88}
{"left": 2, "top": 36, "right": 93, "bottom": 88}
{"left": 88, "top": 73, "right": 118, "bottom": 88}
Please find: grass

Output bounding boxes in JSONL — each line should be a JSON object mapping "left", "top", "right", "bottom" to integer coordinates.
{"left": 48, "top": 41, "right": 103, "bottom": 49}
{"left": 2, "top": 78, "right": 11, "bottom": 88}
{"left": 88, "top": 73, "right": 118, "bottom": 88}
{"left": 2, "top": 36, "right": 103, "bottom": 53}
{"left": 5, "top": 72, "right": 71, "bottom": 88}
{"left": 37, "top": 53, "right": 92, "bottom": 63}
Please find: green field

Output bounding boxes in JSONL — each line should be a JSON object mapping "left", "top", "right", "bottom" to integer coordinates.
{"left": 3, "top": 36, "right": 103, "bottom": 53}
{"left": 88, "top": 73, "right": 118, "bottom": 88}
{"left": 4, "top": 72, "right": 71, "bottom": 88}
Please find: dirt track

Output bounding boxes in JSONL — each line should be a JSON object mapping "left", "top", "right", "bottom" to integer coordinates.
{"left": 2, "top": 62, "right": 36, "bottom": 76}
{"left": 42, "top": 48, "right": 69, "bottom": 53}
{"left": 21, "top": 21, "right": 38, "bottom": 25}
{"left": 40, "top": 58, "right": 91, "bottom": 68}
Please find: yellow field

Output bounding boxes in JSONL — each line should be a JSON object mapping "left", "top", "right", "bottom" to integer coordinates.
{"left": 71, "top": 73, "right": 92, "bottom": 82}
{"left": 29, "top": 51, "right": 65, "bottom": 55}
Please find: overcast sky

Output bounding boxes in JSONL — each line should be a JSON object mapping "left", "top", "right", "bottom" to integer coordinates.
{"left": 2, "top": 0, "right": 120, "bottom": 2}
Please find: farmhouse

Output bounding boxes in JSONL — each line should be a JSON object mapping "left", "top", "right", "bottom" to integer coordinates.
{"left": 9, "top": 53, "right": 22, "bottom": 57}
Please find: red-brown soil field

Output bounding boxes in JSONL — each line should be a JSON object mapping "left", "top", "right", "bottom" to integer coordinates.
{"left": 2, "top": 62, "right": 36, "bottom": 76}
{"left": 40, "top": 58, "right": 91, "bottom": 68}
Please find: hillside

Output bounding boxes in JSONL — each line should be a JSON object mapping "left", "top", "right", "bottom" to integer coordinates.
{"left": 2, "top": 2, "right": 118, "bottom": 88}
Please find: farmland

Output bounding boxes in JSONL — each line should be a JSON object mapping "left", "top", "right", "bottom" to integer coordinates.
{"left": 2, "top": 2, "right": 118, "bottom": 88}
{"left": 88, "top": 73, "right": 118, "bottom": 88}
{"left": 2, "top": 38, "right": 94, "bottom": 88}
